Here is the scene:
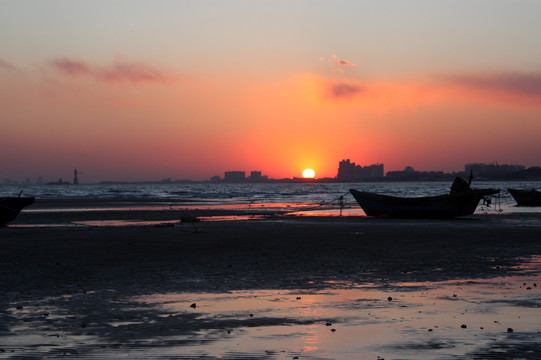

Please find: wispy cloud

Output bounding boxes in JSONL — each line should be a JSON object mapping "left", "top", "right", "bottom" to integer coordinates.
{"left": 328, "top": 81, "right": 365, "bottom": 99}
{"left": 99, "top": 62, "right": 167, "bottom": 83}
{"left": 52, "top": 59, "right": 91, "bottom": 76}
{"left": 320, "top": 54, "right": 357, "bottom": 73}
{"left": 440, "top": 72, "right": 541, "bottom": 98}
{"left": 0, "top": 58, "right": 16, "bottom": 71}
{"left": 332, "top": 54, "right": 357, "bottom": 68}
{"left": 299, "top": 70, "right": 541, "bottom": 110}
{"left": 51, "top": 58, "right": 174, "bottom": 84}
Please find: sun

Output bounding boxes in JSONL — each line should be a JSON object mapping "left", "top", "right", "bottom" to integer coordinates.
{"left": 302, "top": 168, "right": 316, "bottom": 178}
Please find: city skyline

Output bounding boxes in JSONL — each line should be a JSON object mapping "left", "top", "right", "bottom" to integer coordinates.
{"left": 2, "top": 1, "right": 541, "bottom": 183}
{"left": 3, "top": 160, "right": 538, "bottom": 185}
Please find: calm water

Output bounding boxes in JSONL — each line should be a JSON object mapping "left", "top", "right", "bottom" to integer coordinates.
{"left": 4, "top": 181, "right": 541, "bottom": 203}
{"left": 3, "top": 181, "right": 541, "bottom": 199}
{"left": 2, "top": 181, "right": 540, "bottom": 212}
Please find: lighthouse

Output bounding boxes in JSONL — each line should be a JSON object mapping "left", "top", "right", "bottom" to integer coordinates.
{"left": 73, "top": 169, "right": 79, "bottom": 185}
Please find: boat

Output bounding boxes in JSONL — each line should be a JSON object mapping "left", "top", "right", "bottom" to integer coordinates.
{"left": 350, "top": 177, "right": 499, "bottom": 218}
{"left": 0, "top": 196, "right": 35, "bottom": 226}
{"left": 46, "top": 178, "right": 70, "bottom": 185}
{"left": 507, "top": 188, "right": 541, "bottom": 206}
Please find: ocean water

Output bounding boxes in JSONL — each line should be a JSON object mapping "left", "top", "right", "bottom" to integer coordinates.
{"left": 2, "top": 181, "right": 541, "bottom": 215}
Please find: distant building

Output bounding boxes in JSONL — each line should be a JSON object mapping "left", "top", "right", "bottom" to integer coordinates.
{"left": 355, "top": 163, "right": 384, "bottom": 179}
{"left": 210, "top": 175, "right": 221, "bottom": 183}
{"left": 250, "top": 171, "right": 262, "bottom": 179}
{"left": 224, "top": 171, "right": 246, "bottom": 183}
{"left": 465, "top": 163, "right": 525, "bottom": 179}
{"left": 386, "top": 166, "right": 418, "bottom": 179}
{"left": 247, "top": 170, "right": 268, "bottom": 182}
{"left": 3, "top": 178, "right": 15, "bottom": 186}
{"left": 337, "top": 159, "right": 384, "bottom": 181}
{"left": 337, "top": 159, "right": 355, "bottom": 181}
{"left": 386, "top": 166, "right": 447, "bottom": 181}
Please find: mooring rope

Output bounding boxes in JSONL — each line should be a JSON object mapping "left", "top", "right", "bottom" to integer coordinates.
{"left": 280, "top": 190, "right": 352, "bottom": 215}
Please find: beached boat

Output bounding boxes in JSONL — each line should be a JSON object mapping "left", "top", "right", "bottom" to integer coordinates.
{"left": 0, "top": 196, "right": 35, "bottom": 226}
{"left": 507, "top": 188, "right": 541, "bottom": 206}
{"left": 350, "top": 178, "right": 499, "bottom": 218}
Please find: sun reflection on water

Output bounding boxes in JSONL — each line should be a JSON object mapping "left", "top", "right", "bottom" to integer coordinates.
{"left": 131, "top": 270, "right": 540, "bottom": 359}
{"left": 5, "top": 258, "right": 539, "bottom": 359}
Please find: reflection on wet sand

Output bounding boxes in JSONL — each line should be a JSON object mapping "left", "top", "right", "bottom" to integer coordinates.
{"left": 6, "top": 266, "right": 535, "bottom": 359}
{"left": 129, "top": 273, "right": 541, "bottom": 359}
{"left": 2, "top": 211, "right": 540, "bottom": 359}
{"left": 13, "top": 195, "right": 538, "bottom": 228}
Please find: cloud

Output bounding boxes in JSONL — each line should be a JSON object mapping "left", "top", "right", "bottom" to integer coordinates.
{"left": 332, "top": 54, "right": 357, "bottom": 68}
{"left": 329, "top": 82, "right": 365, "bottom": 99}
{"left": 51, "top": 59, "right": 91, "bottom": 76}
{"left": 298, "top": 70, "right": 541, "bottom": 110}
{"left": 99, "top": 62, "right": 166, "bottom": 83}
{"left": 51, "top": 58, "right": 173, "bottom": 85}
{"left": 440, "top": 72, "right": 541, "bottom": 98}
{"left": 321, "top": 54, "right": 357, "bottom": 73}
{"left": 0, "top": 58, "right": 16, "bottom": 71}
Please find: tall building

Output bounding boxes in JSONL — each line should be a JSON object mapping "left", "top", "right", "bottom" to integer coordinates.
{"left": 337, "top": 159, "right": 356, "bottom": 181}
{"left": 224, "top": 171, "right": 246, "bottom": 183}
{"left": 337, "top": 159, "right": 384, "bottom": 181}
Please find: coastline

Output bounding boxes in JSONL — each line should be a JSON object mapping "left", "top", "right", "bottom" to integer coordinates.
{"left": 1, "top": 204, "right": 540, "bottom": 359}
{"left": 3, "top": 210, "right": 541, "bottom": 292}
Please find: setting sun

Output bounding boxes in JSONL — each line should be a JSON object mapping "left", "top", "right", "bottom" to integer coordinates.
{"left": 302, "top": 168, "right": 316, "bottom": 178}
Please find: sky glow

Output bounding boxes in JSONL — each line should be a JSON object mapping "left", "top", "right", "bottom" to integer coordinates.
{"left": 2, "top": 1, "right": 541, "bottom": 182}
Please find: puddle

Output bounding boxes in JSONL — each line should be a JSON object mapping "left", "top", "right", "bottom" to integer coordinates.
{"left": 288, "top": 208, "right": 366, "bottom": 217}
{"left": 10, "top": 216, "right": 269, "bottom": 228}
{"left": 197, "top": 215, "right": 268, "bottom": 222}
{"left": 10, "top": 220, "right": 181, "bottom": 228}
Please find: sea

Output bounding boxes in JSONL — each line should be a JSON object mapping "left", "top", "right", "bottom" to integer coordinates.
{"left": 2, "top": 180, "right": 541, "bottom": 216}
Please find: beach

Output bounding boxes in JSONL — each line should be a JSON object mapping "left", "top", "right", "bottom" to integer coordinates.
{"left": 1, "top": 202, "right": 540, "bottom": 359}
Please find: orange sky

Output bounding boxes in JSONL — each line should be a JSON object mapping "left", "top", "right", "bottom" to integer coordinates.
{"left": 2, "top": 1, "right": 541, "bottom": 182}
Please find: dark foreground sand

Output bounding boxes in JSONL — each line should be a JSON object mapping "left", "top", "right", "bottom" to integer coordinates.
{"left": 1, "top": 207, "right": 540, "bottom": 359}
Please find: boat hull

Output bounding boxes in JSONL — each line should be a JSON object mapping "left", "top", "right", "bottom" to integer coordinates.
{"left": 508, "top": 188, "right": 541, "bottom": 206}
{"left": 350, "top": 189, "right": 499, "bottom": 218}
{"left": 0, "top": 197, "right": 35, "bottom": 226}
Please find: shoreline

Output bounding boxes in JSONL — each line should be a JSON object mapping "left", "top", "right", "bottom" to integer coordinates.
{"left": 2, "top": 209, "right": 540, "bottom": 359}
{"left": 10, "top": 194, "right": 538, "bottom": 226}
{"left": 3, "top": 212, "right": 540, "bottom": 292}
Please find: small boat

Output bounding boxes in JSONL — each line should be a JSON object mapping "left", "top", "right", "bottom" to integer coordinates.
{"left": 0, "top": 196, "right": 35, "bottom": 226}
{"left": 46, "top": 178, "right": 70, "bottom": 185}
{"left": 350, "top": 177, "right": 499, "bottom": 218}
{"left": 507, "top": 188, "right": 541, "bottom": 206}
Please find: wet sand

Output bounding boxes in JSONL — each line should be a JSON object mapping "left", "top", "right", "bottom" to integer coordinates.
{"left": 1, "top": 205, "right": 540, "bottom": 359}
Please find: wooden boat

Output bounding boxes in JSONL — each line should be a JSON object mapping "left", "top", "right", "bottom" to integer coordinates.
{"left": 507, "top": 188, "right": 541, "bottom": 206}
{"left": 350, "top": 178, "right": 499, "bottom": 218}
{"left": 0, "top": 196, "right": 35, "bottom": 226}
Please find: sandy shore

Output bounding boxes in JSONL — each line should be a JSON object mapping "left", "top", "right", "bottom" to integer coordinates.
{"left": 1, "top": 206, "right": 540, "bottom": 359}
